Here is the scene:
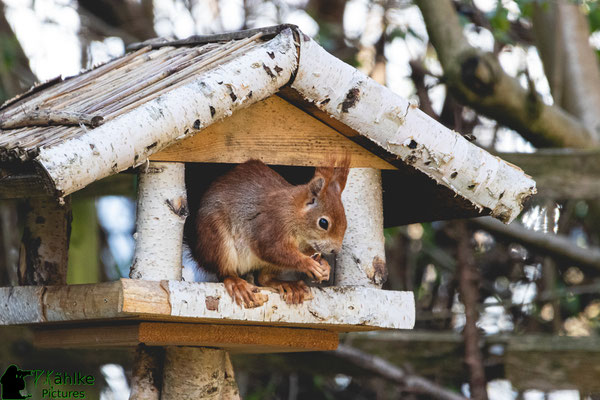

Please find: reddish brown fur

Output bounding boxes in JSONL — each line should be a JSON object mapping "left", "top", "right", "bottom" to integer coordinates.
{"left": 189, "top": 157, "right": 350, "bottom": 306}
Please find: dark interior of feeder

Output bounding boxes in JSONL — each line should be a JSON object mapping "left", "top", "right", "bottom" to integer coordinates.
{"left": 184, "top": 161, "right": 487, "bottom": 233}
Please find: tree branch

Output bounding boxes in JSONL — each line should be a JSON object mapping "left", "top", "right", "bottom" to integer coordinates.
{"left": 77, "top": 0, "right": 156, "bottom": 44}
{"left": 472, "top": 216, "right": 600, "bottom": 273}
{"left": 334, "top": 344, "right": 467, "bottom": 400}
{"left": 453, "top": 0, "right": 534, "bottom": 48}
{"left": 409, "top": 59, "right": 438, "bottom": 119}
{"left": 414, "top": 0, "right": 596, "bottom": 148}
{"left": 497, "top": 148, "right": 600, "bottom": 199}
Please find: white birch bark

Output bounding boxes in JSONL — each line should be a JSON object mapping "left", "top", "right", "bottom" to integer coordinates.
{"left": 161, "top": 281, "right": 414, "bottom": 329}
{"left": 290, "top": 33, "right": 536, "bottom": 224}
{"left": 19, "top": 196, "right": 71, "bottom": 285}
{"left": 33, "top": 27, "right": 533, "bottom": 224}
{"left": 336, "top": 168, "right": 386, "bottom": 287}
{"left": 129, "top": 345, "right": 164, "bottom": 400}
{"left": 162, "top": 347, "right": 240, "bottom": 400}
{"left": 130, "top": 162, "right": 187, "bottom": 281}
{"left": 0, "top": 279, "right": 416, "bottom": 330}
{"left": 37, "top": 29, "right": 297, "bottom": 197}
{"left": 129, "top": 162, "right": 188, "bottom": 400}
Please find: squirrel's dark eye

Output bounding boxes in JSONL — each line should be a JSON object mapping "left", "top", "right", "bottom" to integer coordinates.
{"left": 318, "top": 218, "right": 329, "bottom": 230}
{"left": 307, "top": 198, "right": 316, "bottom": 206}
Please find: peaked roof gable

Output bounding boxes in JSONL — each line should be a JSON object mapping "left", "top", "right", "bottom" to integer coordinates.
{"left": 0, "top": 25, "right": 535, "bottom": 223}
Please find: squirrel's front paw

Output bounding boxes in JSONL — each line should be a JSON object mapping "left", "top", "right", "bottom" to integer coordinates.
{"left": 223, "top": 276, "right": 267, "bottom": 308}
{"left": 302, "top": 255, "right": 330, "bottom": 283}
{"left": 275, "top": 281, "right": 312, "bottom": 304}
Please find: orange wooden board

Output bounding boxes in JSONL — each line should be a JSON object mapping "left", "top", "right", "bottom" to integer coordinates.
{"left": 34, "top": 322, "right": 339, "bottom": 353}
{"left": 150, "top": 95, "right": 395, "bottom": 169}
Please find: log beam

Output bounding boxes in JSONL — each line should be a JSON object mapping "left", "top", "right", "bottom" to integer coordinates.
{"left": 336, "top": 169, "right": 387, "bottom": 287}
{"left": 162, "top": 347, "right": 240, "bottom": 400}
{"left": 19, "top": 196, "right": 71, "bottom": 285}
{"left": 129, "top": 161, "right": 188, "bottom": 400}
{"left": 0, "top": 279, "right": 415, "bottom": 331}
{"left": 130, "top": 162, "right": 188, "bottom": 281}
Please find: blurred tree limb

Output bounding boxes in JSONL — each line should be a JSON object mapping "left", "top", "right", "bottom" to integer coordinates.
{"left": 472, "top": 216, "right": 600, "bottom": 273}
{"left": 498, "top": 149, "right": 600, "bottom": 199}
{"left": 334, "top": 344, "right": 467, "bottom": 400}
{"left": 77, "top": 0, "right": 156, "bottom": 45}
{"left": 453, "top": 0, "right": 534, "bottom": 50}
{"left": 414, "top": 0, "right": 596, "bottom": 148}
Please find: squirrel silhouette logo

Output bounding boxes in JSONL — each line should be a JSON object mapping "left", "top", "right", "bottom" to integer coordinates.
{"left": 0, "top": 365, "right": 32, "bottom": 399}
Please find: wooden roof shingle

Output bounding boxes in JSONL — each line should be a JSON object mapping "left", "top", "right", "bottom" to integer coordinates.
{"left": 0, "top": 34, "right": 267, "bottom": 162}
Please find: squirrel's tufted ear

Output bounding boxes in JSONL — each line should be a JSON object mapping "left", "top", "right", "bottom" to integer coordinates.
{"left": 309, "top": 176, "right": 325, "bottom": 197}
{"left": 332, "top": 156, "right": 350, "bottom": 192}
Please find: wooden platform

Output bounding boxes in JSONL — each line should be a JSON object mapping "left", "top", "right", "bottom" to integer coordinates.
{"left": 1, "top": 279, "right": 414, "bottom": 352}
{"left": 33, "top": 322, "right": 339, "bottom": 353}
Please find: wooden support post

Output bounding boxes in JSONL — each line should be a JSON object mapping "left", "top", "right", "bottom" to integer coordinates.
{"left": 336, "top": 168, "right": 387, "bottom": 287}
{"left": 162, "top": 347, "right": 240, "bottom": 399}
{"left": 129, "top": 161, "right": 240, "bottom": 399}
{"left": 129, "top": 344, "right": 164, "bottom": 400}
{"left": 19, "top": 196, "right": 71, "bottom": 286}
{"left": 130, "top": 162, "right": 188, "bottom": 281}
{"left": 129, "top": 162, "right": 188, "bottom": 400}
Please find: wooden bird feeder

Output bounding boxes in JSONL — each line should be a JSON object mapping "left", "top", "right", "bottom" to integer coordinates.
{"left": 0, "top": 25, "right": 535, "bottom": 399}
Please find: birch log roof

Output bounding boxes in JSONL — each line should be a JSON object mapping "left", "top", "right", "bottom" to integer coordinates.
{"left": 0, "top": 25, "right": 535, "bottom": 224}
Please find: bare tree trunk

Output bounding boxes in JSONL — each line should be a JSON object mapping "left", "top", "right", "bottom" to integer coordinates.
{"left": 542, "top": 257, "right": 562, "bottom": 333}
{"left": 77, "top": 0, "right": 156, "bottom": 44}
{"left": 306, "top": 0, "right": 356, "bottom": 61}
{"left": 0, "top": 201, "right": 20, "bottom": 286}
{"left": 452, "top": 221, "right": 488, "bottom": 400}
{"left": 129, "top": 162, "right": 240, "bottom": 399}
{"left": 532, "top": 0, "right": 600, "bottom": 141}
{"left": 19, "top": 197, "right": 71, "bottom": 286}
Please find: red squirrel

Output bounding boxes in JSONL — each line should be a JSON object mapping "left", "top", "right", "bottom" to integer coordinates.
{"left": 188, "top": 158, "right": 350, "bottom": 306}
